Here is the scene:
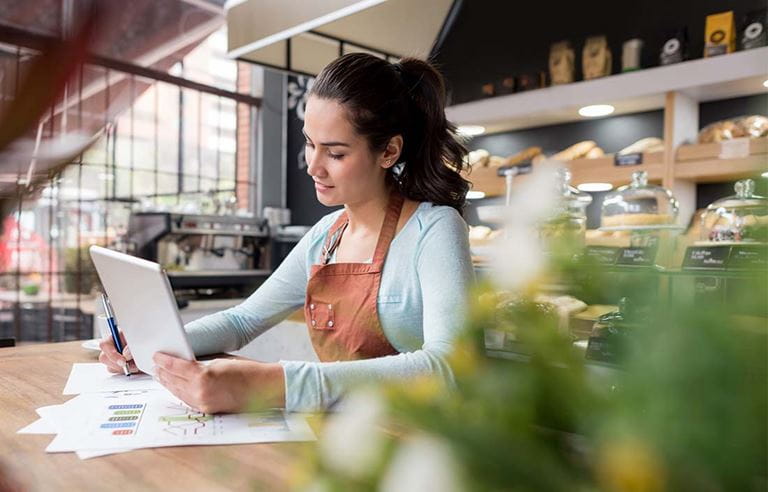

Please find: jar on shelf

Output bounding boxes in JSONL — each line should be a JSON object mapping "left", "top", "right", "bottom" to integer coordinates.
{"left": 699, "top": 179, "right": 768, "bottom": 244}
{"left": 600, "top": 171, "right": 679, "bottom": 228}
{"left": 540, "top": 168, "right": 593, "bottom": 245}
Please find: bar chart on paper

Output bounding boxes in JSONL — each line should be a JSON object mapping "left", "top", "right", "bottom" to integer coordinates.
{"left": 46, "top": 389, "right": 314, "bottom": 454}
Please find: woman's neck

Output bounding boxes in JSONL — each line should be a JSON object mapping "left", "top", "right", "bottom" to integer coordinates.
{"left": 344, "top": 186, "right": 391, "bottom": 236}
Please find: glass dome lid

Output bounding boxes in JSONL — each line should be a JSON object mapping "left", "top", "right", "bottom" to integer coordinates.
{"left": 700, "top": 179, "right": 768, "bottom": 244}
{"left": 600, "top": 171, "right": 679, "bottom": 228}
{"left": 556, "top": 168, "right": 593, "bottom": 212}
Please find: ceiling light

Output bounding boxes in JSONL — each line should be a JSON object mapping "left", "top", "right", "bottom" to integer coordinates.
{"left": 466, "top": 190, "right": 486, "bottom": 200}
{"left": 457, "top": 125, "right": 486, "bottom": 137}
{"left": 577, "top": 182, "right": 613, "bottom": 192}
{"left": 763, "top": 79, "right": 768, "bottom": 88}
{"left": 762, "top": 171, "right": 768, "bottom": 178}
{"left": 578, "top": 104, "right": 615, "bottom": 118}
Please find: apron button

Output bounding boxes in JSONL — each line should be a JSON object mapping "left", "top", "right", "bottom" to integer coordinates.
{"left": 310, "top": 304, "right": 315, "bottom": 310}
{"left": 327, "top": 321, "right": 334, "bottom": 327}
{"left": 328, "top": 304, "right": 332, "bottom": 310}
{"left": 311, "top": 319, "right": 316, "bottom": 326}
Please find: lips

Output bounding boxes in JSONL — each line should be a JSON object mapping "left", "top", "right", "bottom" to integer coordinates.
{"left": 314, "top": 181, "right": 334, "bottom": 189}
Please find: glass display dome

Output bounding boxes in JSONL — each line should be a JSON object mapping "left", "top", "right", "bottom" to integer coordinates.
{"left": 539, "top": 168, "right": 593, "bottom": 244}
{"left": 601, "top": 171, "right": 679, "bottom": 228}
{"left": 699, "top": 179, "right": 768, "bottom": 244}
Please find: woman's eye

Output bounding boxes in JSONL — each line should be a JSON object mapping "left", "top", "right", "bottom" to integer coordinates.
{"left": 328, "top": 152, "right": 344, "bottom": 160}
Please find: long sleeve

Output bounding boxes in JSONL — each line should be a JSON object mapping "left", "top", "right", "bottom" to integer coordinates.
{"left": 280, "top": 208, "right": 474, "bottom": 412}
{"left": 184, "top": 226, "right": 314, "bottom": 356}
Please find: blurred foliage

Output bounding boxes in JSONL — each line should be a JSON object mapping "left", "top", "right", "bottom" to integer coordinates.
{"left": 299, "top": 233, "right": 767, "bottom": 491}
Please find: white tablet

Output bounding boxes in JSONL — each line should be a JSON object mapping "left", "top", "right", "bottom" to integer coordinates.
{"left": 89, "top": 245, "right": 196, "bottom": 376}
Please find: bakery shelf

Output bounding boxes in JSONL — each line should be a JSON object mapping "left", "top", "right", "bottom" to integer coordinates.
{"left": 566, "top": 152, "right": 664, "bottom": 187}
{"left": 674, "top": 155, "right": 766, "bottom": 183}
{"left": 446, "top": 47, "right": 768, "bottom": 134}
{"left": 674, "top": 137, "right": 767, "bottom": 183}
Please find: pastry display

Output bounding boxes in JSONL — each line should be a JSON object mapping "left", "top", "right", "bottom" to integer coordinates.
{"left": 601, "top": 171, "right": 679, "bottom": 228}
{"left": 582, "top": 36, "right": 612, "bottom": 80}
{"left": 698, "top": 179, "right": 768, "bottom": 244}
{"left": 539, "top": 168, "right": 592, "bottom": 245}
{"left": 549, "top": 41, "right": 575, "bottom": 85}
{"left": 698, "top": 115, "right": 768, "bottom": 143}
{"left": 705, "top": 11, "right": 736, "bottom": 57}
{"left": 618, "top": 137, "right": 664, "bottom": 155}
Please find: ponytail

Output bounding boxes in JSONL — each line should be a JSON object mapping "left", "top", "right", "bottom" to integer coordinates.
{"left": 309, "top": 53, "right": 470, "bottom": 214}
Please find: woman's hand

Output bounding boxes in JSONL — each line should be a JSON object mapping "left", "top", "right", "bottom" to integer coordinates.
{"left": 152, "top": 353, "right": 286, "bottom": 414}
{"left": 98, "top": 331, "right": 139, "bottom": 374}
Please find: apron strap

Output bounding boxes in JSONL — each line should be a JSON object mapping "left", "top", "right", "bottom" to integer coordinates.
{"left": 371, "top": 192, "right": 405, "bottom": 265}
{"left": 321, "top": 212, "right": 350, "bottom": 265}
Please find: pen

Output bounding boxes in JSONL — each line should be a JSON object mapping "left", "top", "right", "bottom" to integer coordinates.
{"left": 100, "top": 293, "right": 130, "bottom": 377}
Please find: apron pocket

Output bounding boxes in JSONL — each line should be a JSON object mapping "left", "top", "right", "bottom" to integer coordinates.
{"left": 308, "top": 299, "right": 336, "bottom": 330}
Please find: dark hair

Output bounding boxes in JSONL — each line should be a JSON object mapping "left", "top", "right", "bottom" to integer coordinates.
{"left": 309, "top": 53, "right": 470, "bottom": 214}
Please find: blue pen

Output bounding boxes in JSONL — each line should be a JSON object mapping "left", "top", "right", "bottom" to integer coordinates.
{"left": 100, "top": 293, "right": 130, "bottom": 377}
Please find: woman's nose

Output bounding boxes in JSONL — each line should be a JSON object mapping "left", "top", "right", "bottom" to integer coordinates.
{"left": 306, "top": 150, "right": 325, "bottom": 177}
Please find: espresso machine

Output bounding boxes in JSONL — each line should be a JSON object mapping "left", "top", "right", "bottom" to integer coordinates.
{"left": 126, "top": 212, "right": 271, "bottom": 300}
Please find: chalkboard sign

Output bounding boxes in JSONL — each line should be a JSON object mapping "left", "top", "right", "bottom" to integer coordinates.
{"left": 614, "top": 153, "right": 643, "bottom": 166}
{"left": 585, "top": 246, "right": 621, "bottom": 265}
{"left": 682, "top": 245, "right": 731, "bottom": 270}
{"left": 615, "top": 246, "right": 657, "bottom": 266}
{"left": 685, "top": 244, "right": 768, "bottom": 271}
{"left": 728, "top": 245, "right": 768, "bottom": 270}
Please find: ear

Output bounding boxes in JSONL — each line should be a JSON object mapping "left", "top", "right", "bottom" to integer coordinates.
{"left": 378, "top": 135, "right": 403, "bottom": 170}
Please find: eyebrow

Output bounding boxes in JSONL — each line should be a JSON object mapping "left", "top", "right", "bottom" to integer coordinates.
{"left": 302, "top": 129, "right": 350, "bottom": 147}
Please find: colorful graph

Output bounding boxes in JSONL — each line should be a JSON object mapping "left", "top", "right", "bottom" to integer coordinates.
{"left": 99, "top": 402, "right": 145, "bottom": 436}
{"left": 159, "top": 403, "right": 214, "bottom": 437}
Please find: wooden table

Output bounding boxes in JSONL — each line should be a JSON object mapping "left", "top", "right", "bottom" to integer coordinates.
{"left": 0, "top": 341, "right": 308, "bottom": 491}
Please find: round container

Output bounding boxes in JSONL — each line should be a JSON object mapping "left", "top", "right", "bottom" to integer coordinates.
{"left": 540, "top": 168, "right": 593, "bottom": 244}
{"left": 699, "top": 179, "right": 768, "bottom": 244}
{"left": 600, "top": 171, "right": 679, "bottom": 229}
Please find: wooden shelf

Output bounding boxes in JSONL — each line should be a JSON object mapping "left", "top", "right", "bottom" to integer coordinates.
{"left": 566, "top": 152, "right": 664, "bottom": 187}
{"left": 446, "top": 47, "right": 768, "bottom": 134}
{"left": 464, "top": 147, "right": 766, "bottom": 197}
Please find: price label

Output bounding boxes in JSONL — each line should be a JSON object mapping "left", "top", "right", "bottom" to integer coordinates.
{"left": 614, "top": 153, "right": 643, "bottom": 166}
{"left": 728, "top": 245, "right": 768, "bottom": 270}
{"left": 719, "top": 138, "right": 750, "bottom": 159}
{"left": 585, "top": 246, "right": 620, "bottom": 265}
{"left": 616, "top": 247, "right": 657, "bottom": 266}
{"left": 682, "top": 246, "right": 730, "bottom": 270}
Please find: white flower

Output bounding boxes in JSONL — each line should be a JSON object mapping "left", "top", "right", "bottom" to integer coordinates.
{"left": 319, "top": 388, "right": 386, "bottom": 479}
{"left": 489, "top": 162, "right": 560, "bottom": 291}
{"left": 379, "top": 434, "right": 465, "bottom": 492}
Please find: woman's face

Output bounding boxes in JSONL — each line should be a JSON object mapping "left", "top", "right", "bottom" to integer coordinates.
{"left": 303, "top": 96, "right": 389, "bottom": 208}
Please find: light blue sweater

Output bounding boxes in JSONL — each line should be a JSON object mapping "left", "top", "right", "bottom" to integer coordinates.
{"left": 184, "top": 202, "right": 475, "bottom": 412}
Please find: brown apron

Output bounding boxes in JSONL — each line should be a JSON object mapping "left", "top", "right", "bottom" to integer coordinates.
{"left": 304, "top": 192, "right": 404, "bottom": 362}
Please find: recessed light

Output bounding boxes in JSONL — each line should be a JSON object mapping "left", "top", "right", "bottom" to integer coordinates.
{"left": 763, "top": 79, "right": 768, "bottom": 89}
{"left": 762, "top": 171, "right": 768, "bottom": 178}
{"left": 578, "top": 104, "right": 615, "bottom": 118}
{"left": 466, "top": 190, "right": 486, "bottom": 199}
{"left": 577, "top": 182, "right": 613, "bottom": 192}
{"left": 457, "top": 125, "right": 486, "bottom": 137}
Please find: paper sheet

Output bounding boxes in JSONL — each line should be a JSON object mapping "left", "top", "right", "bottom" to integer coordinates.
{"left": 46, "top": 389, "right": 314, "bottom": 453}
{"left": 17, "top": 418, "right": 56, "bottom": 434}
{"left": 63, "top": 363, "right": 163, "bottom": 395}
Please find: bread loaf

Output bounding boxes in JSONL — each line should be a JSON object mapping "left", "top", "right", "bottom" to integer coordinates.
{"left": 503, "top": 146, "right": 543, "bottom": 166}
{"left": 585, "top": 147, "right": 605, "bottom": 158}
{"left": 618, "top": 137, "right": 664, "bottom": 155}
{"left": 551, "top": 140, "right": 597, "bottom": 161}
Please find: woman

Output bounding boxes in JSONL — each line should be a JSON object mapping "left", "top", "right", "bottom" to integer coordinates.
{"left": 99, "top": 53, "right": 475, "bottom": 413}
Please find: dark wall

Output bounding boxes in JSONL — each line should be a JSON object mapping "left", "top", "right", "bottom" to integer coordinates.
{"left": 285, "top": 75, "right": 342, "bottom": 226}
{"left": 434, "top": 0, "right": 766, "bottom": 105}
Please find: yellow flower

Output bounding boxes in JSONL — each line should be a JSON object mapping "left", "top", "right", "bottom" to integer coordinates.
{"left": 597, "top": 437, "right": 666, "bottom": 492}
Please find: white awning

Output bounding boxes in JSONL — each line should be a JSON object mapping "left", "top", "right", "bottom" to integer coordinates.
{"left": 226, "top": 0, "right": 457, "bottom": 75}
